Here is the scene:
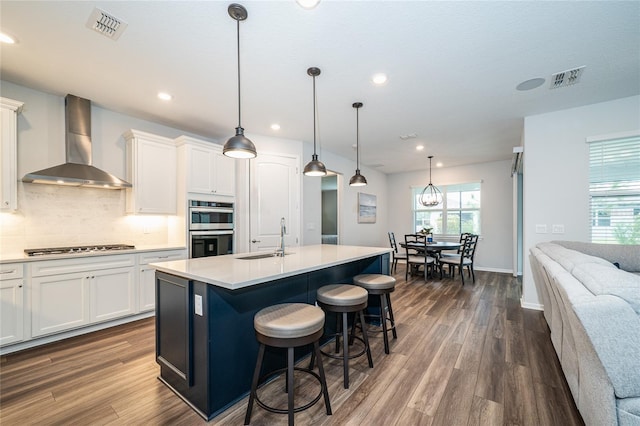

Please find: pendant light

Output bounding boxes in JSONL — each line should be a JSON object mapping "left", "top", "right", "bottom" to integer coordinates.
{"left": 223, "top": 3, "right": 257, "bottom": 159}
{"left": 349, "top": 102, "right": 367, "bottom": 186}
{"left": 419, "top": 155, "right": 443, "bottom": 206}
{"left": 303, "top": 67, "right": 327, "bottom": 176}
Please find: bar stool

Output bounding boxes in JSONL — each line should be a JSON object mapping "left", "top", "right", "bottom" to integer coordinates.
{"left": 245, "top": 303, "right": 332, "bottom": 426}
{"left": 353, "top": 274, "right": 398, "bottom": 354}
{"left": 315, "top": 284, "right": 373, "bottom": 389}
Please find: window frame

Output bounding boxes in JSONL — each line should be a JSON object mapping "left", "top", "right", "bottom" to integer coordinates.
{"left": 411, "top": 182, "right": 481, "bottom": 237}
{"left": 588, "top": 133, "right": 640, "bottom": 244}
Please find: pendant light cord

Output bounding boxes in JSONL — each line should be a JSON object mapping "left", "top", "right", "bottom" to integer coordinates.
{"left": 236, "top": 18, "right": 242, "bottom": 128}
{"left": 312, "top": 74, "right": 317, "bottom": 154}
{"left": 356, "top": 107, "right": 360, "bottom": 169}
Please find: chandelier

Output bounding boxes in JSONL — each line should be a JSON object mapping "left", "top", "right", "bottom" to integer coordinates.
{"left": 419, "top": 155, "right": 442, "bottom": 207}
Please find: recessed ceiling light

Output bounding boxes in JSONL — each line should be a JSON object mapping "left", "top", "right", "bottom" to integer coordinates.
{"left": 157, "top": 92, "right": 172, "bottom": 101}
{"left": 516, "top": 78, "right": 545, "bottom": 91}
{"left": 372, "top": 73, "right": 388, "bottom": 85}
{"left": 436, "top": 162, "right": 443, "bottom": 167}
{"left": 416, "top": 145, "right": 424, "bottom": 151}
{"left": 0, "top": 32, "right": 16, "bottom": 44}
{"left": 270, "top": 123, "right": 281, "bottom": 130}
{"left": 296, "top": 0, "right": 320, "bottom": 9}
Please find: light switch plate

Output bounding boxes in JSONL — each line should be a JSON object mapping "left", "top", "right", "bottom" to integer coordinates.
{"left": 195, "top": 294, "right": 203, "bottom": 316}
{"left": 535, "top": 224, "right": 547, "bottom": 234}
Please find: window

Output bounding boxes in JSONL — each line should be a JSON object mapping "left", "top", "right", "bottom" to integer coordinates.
{"left": 589, "top": 135, "right": 640, "bottom": 244}
{"left": 412, "top": 182, "right": 481, "bottom": 236}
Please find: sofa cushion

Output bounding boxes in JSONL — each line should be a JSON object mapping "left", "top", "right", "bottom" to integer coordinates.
{"left": 617, "top": 397, "right": 640, "bottom": 426}
{"left": 572, "top": 263, "right": 640, "bottom": 315}
{"left": 537, "top": 242, "right": 615, "bottom": 273}
{"left": 573, "top": 295, "right": 640, "bottom": 399}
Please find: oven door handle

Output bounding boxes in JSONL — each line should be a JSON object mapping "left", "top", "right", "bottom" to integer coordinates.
{"left": 190, "top": 207, "right": 234, "bottom": 214}
{"left": 190, "top": 230, "right": 234, "bottom": 236}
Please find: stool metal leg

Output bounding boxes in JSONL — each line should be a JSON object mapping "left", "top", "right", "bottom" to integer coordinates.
{"left": 358, "top": 310, "right": 374, "bottom": 368}
{"left": 386, "top": 293, "right": 397, "bottom": 339}
{"left": 287, "top": 347, "right": 294, "bottom": 426}
{"left": 342, "top": 312, "right": 349, "bottom": 388}
{"left": 245, "top": 343, "right": 265, "bottom": 425}
{"left": 380, "top": 294, "right": 390, "bottom": 354}
{"left": 314, "top": 340, "right": 332, "bottom": 415}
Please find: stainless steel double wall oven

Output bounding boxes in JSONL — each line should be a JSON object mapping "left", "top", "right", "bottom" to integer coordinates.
{"left": 188, "top": 200, "right": 234, "bottom": 258}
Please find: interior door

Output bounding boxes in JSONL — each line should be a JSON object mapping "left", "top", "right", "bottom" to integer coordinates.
{"left": 250, "top": 153, "right": 300, "bottom": 252}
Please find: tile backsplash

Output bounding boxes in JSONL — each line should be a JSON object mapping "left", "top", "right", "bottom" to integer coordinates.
{"left": 0, "top": 184, "right": 177, "bottom": 253}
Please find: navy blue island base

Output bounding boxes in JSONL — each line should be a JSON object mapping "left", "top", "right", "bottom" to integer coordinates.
{"left": 155, "top": 252, "right": 389, "bottom": 420}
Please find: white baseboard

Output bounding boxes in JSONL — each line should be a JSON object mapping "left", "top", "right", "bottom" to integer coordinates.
{"left": 520, "top": 298, "right": 544, "bottom": 311}
{"left": 475, "top": 266, "right": 513, "bottom": 274}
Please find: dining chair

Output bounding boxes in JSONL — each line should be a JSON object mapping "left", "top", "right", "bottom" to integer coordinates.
{"left": 388, "top": 232, "right": 407, "bottom": 274}
{"left": 439, "top": 234, "right": 478, "bottom": 285}
{"left": 404, "top": 234, "right": 436, "bottom": 281}
{"left": 440, "top": 232, "right": 470, "bottom": 259}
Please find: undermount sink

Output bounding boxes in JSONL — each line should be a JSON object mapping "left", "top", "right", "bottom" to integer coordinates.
{"left": 236, "top": 252, "right": 294, "bottom": 260}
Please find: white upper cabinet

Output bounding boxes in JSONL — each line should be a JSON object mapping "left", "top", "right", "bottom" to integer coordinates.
{"left": 124, "top": 130, "right": 177, "bottom": 214}
{"left": 176, "top": 136, "right": 235, "bottom": 197}
{"left": 0, "top": 97, "right": 24, "bottom": 211}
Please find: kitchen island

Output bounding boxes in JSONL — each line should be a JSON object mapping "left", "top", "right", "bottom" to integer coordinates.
{"left": 151, "top": 244, "right": 390, "bottom": 420}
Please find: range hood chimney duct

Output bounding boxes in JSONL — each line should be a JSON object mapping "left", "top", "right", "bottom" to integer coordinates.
{"left": 22, "top": 94, "right": 132, "bottom": 189}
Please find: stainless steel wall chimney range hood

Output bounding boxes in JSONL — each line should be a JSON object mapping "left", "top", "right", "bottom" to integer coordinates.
{"left": 22, "top": 94, "right": 131, "bottom": 189}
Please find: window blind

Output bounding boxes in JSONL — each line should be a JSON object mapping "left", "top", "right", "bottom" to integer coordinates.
{"left": 589, "top": 135, "right": 640, "bottom": 244}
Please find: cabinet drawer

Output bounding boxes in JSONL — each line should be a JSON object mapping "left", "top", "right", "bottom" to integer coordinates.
{"left": 0, "top": 263, "right": 23, "bottom": 280}
{"left": 139, "top": 250, "right": 187, "bottom": 265}
{"left": 31, "top": 255, "right": 135, "bottom": 277}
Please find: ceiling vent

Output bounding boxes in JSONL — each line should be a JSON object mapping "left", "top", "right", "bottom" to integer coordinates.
{"left": 550, "top": 66, "right": 585, "bottom": 89}
{"left": 86, "top": 8, "right": 128, "bottom": 40}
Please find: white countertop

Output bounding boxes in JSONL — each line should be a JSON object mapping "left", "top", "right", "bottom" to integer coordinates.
{"left": 0, "top": 244, "right": 187, "bottom": 264}
{"left": 151, "top": 244, "right": 391, "bottom": 290}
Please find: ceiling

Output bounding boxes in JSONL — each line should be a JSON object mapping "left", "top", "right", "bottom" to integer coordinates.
{"left": 1, "top": 1, "right": 639, "bottom": 174}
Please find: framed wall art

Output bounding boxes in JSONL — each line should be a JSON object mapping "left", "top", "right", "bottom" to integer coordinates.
{"left": 357, "top": 192, "right": 377, "bottom": 223}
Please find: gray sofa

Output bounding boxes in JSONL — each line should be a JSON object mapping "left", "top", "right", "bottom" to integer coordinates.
{"left": 529, "top": 241, "right": 640, "bottom": 426}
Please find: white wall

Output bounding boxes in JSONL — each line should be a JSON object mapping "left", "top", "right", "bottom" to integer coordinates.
{"left": 386, "top": 160, "right": 514, "bottom": 273}
{"left": 521, "top": 95, "right": 640, "bottom": 308}
{"left": 302, "top": 145, "right": 389, "bottom": 248}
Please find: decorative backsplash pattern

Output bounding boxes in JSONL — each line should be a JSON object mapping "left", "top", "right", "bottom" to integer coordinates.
{"left": 0, "top": 184, "right": 176, "bottom": 254}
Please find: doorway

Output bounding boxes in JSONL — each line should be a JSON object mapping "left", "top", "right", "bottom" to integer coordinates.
{"left": 321, "top": 173, "right": 340, "bottom": 244}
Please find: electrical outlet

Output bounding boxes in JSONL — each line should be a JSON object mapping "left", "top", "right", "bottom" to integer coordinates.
{"left": 552, "top": 224, "right": 565, "bottom": 234}
{"left": 194, "top": 294, "right": 203, "bottom": 316}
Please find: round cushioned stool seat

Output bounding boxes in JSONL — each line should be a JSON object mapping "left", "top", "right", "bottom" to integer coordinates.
{"left": 317, "top": 284, "right": 368, "bottom": 307}
{"left": 353, "top": 274, "right": 396, "bottom": 291}
{"left": 254, "top": 303, "right": 325, "bottom": 340}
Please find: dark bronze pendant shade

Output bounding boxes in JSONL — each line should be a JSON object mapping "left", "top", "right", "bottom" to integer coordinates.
{"left": 223, "top": 3, "right": 257, "bottom": 159}
{"left": 303, "top": 67, "right": 327, "bottom": 176}
{"left": 349, "top": 102, "right": 367, "bottom": 187}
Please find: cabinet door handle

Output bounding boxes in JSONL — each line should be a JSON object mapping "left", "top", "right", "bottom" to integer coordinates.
{"left": 251, "top": 239, "right": 261, "bottom": 243}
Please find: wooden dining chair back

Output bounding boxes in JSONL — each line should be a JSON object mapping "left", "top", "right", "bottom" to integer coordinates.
{"left": 439, "top": 234, "right": 478, "bottom": 285}
{"left": 403, "top": 234, "right": 435, "bottom": 281}
{"left": 387, "top": 232, "right": 407, "bottom": 274}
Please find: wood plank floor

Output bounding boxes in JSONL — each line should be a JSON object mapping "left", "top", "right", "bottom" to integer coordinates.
{"left": 0, "top": 269, "right": 583, "bottom": 425}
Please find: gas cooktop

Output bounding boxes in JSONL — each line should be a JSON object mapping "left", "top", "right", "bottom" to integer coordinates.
{"left": 25, "top": 244, "right": 136, "bottom": 257}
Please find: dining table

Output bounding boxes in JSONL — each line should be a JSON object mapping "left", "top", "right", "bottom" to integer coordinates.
{"left": 400, "top": 240, "right": 462, "bottom": 255}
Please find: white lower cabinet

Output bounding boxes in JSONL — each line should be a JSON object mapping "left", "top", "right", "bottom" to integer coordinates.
{"left": 0, "top": 263, "right": 24, "bottom": 345}
{"left": 31, "top": 272, "right": 89, "bottom": 337}
{"left": 137, "top": 249, "right": 187, "bottom": 312}
{"left": 29, "top": 255, "right": 135, "bottom": 338}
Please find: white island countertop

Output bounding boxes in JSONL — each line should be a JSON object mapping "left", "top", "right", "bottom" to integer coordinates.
{"left": 151, "top": 244, "right": 391, "bottom": 290}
